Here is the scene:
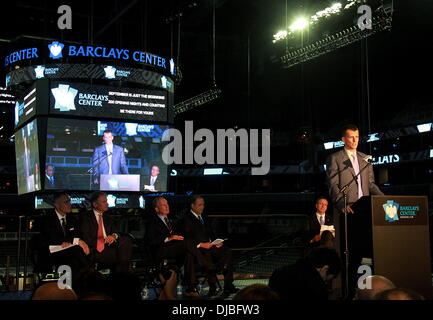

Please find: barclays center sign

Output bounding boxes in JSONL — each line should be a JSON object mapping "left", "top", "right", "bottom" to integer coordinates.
{"left": 4, "top": 41, "right": 176, "bottom": 75}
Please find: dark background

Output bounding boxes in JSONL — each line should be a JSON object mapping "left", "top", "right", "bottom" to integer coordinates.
{"left": 0, "top": 0, "right": 432, "bottom": 196}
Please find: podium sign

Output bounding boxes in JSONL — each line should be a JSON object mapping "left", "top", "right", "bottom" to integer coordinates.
{"left": 355, "top": 195, "right": 432, "bottom": 299}
{"left": 100, "top": 174, "right": 140, "bottom": 191}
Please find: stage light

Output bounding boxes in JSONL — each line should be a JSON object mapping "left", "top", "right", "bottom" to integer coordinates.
{"left": 203, "top": 168, "right": 223, "bottom": 175}
{"left": 280, "top": 11, "right": 392, "bottom": 68}
{"left": 430, "top": 149, "right": 433, "bottom": 158}
{"left": 289, "top": 18, "right": 309, "bottom": 32}
{"left": 273, "top": 30, "right": 288, "bottom": 43}
{"left": 324, "top": 142, "right": 334, "bottom": 150}
{"left": 367, "top": 133, "right": 380, "bottom": 142}
{"left": 174, "top": 86, "right": 222, "bottom": 115}
{"left": 416, "top": 123, "right": 432, "bottom": 133}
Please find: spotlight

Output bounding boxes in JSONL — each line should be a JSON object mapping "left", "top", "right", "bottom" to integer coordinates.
{"left": 289, "top": 18, "right": 309, "bottom": 32}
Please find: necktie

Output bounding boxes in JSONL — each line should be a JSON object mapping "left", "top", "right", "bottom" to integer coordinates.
{"left": 97, "top": 214, "right": 105, "bottom": 253}
{"left": 351, "top": 153, "right": 363, "bottom": 199}
{"left": 198, "top": 215, "right": 204, "bottom": 224}
{"left": 150, "top": 176, "right": 155, "bottom": 186}
{"left": 164, "top": 217, "right": 173, "bottom": 234}
{"left": 50, "top": 176, "right": 54, "bottom": 185}
{"left": 319, "top": 215, "right": 325, "bottom": 226}
{"left": 61, "top": 217, "right": 66, "bottom": 236}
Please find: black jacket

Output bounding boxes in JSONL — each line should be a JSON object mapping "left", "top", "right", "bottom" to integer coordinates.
{"left": 304, "top": 213, "right": 333, "bottom": 242}
{"left": 79, "top": 210, "right": 118, "bottom": 255}
{"left": 144, "top": 213, "right": 179, "bottom": 248}
{"left": 179, "top": 211, "right": 216, "bottom": 246}
{"left": 39, "top": 211, "right": 81, "bottom": 252}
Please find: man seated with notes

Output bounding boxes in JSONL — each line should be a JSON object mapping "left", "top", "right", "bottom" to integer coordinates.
{"left": 304, "top": 197, "right": 335, "bottom": 248}
{"left": 180, "top": 195, "right": 238, "bottom": 296}
{"left": 38, "top": 193, "right": 91, "bottom": 289}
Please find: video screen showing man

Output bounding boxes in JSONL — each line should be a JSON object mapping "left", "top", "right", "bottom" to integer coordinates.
{"left": 45, "top": 164, "right": 58, "bottom": 189}
{"left": 143, "top": 165, "right": 164, "bottom": 192}
{"left": 92, "top": 130, "right": 129, "bottom": 185}
{"left": 45, "top": 118, "right": 169, "bottom": 192}
{"left": 15, "top": 119, "right": 41, "bottom": 195}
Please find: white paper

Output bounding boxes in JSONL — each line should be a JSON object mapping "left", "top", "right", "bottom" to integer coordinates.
{"left": 144, "top": 185, "right": 155, "bottom": 191}
{"left": 211, "top": 238, "right": 226, "bottom": 245}
{"left": 49, "top": 243, "right": 78, "bottom": 254}
{"left": 320, "top": 225, "right": 335, "bottom": 236}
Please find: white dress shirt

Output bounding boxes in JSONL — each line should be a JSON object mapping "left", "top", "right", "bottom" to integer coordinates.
{"left": 55, "top": 210, "right": 79, "bottom": 245}
{"left": 316, "top": 212, "right": 326, "bottom": 225}
{"left": 345, "top": 148, "right": 357, "bottom": 167}
{"left": 158, "top": 214, "right": 172, "bottom": 243}
{"left": 191, "top": 210, "right": 211, "bottom": 244}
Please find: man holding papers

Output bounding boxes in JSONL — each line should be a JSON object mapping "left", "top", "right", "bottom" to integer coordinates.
{"left": 180, "top": 195, "right": 238, "bottom": 296}
{"left": 38, "top": 193, "right": 91, "bottom": 289}
{"left": 304, "top": 197, "right": 335, "bottom": 248}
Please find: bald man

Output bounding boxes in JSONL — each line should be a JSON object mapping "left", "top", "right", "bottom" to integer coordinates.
{"left": 354, "top": 275, "right": 395, "bottom": 300}
{"left": 32, "top": 282, "right": 77, "bottom": 300}
{"left": 375, "top": 288, "right": 425, "bottom": 300}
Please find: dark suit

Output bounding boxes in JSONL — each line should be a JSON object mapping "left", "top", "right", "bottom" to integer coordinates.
{"left": 144, "top": 175, "right": 164, "bottom": 192}
{"left": 145, "top": 213, "right": 208, "bottom": 291}
{"left": 92, "top": 144, "right": 129, "bottom": 182}
{"left": 79, "top": 210, "right": 132, "bottom": 273}
{"left": 179, "top": 211, "right": 234, "bottom": 289}
{"left": 326, "top": 148, "right": 383, "bottom": 298}
{"left": 38, "top": 212, "right": 90, "bottom": 285}
{"left": 326, "top": 149, "right": 383, "bottom": 210}
{"left": 303, "top": 213, "right": 333, "bottom": 244}
{"left": 45, "top": 175, "right": 56, "bottom": 189}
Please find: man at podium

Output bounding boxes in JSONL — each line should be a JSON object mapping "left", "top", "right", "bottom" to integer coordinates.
{"left": 92, "top": 130, "right": 129, "bottom": 185}
{"left": 326, "top": 124, "right": 383, "bottom": 213}
{"left": 326, "top": 124, "right": 384, "bottom": 298}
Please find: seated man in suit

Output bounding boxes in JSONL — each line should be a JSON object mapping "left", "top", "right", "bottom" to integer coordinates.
{"left": 145, "top": 197, "right": 214, "bottom": 298}
{"left": 179, "top": 195, "right": 238, "bottom": 296}
{"left": 38, "top": 193, "right": 91, "bottom": 289}
{"left": 80, "top": 191, "right": 133, "bottom": 273}
{"left": 143, "top": 165, "right": 164, "bottom": 192}
{"left": 304, "top": 197, "right": 334, "bottom": 248}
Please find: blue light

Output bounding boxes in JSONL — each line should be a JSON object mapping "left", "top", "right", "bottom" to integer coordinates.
{"left": 203, "top": 168, "right": 223, "bottom": 175}
{"left": 367, "top": 133, "right": 380, "bottom": 142}
{"left": 48, "top": 41, "right": 64, "bottom": 59}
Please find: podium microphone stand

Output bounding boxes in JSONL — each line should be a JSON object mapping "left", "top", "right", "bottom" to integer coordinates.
{"left": 337, "top": 157, "right": 372, "bottom": 299}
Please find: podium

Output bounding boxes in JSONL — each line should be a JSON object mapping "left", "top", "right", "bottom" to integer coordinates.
{"left": 100, "top": 174, "right": 140, "bottom": 191}
{"left": 350, "top": 195, "right": 432, "bottom": 299}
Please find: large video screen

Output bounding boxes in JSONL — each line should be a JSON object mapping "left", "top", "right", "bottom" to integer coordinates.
{"left": 45, "top": 118, "right": 169, "bottom": 192}
{"left": 49, "top": 81, "right": 168, "bottom": 122}
{"left": 15, "top": 119, "right": 41, "bottom": 194}
{"left": 14, "top": 83, "right": 37, "bottom": 128}
{"left": 35, "top": 193, "right": 147, "bottom": 210}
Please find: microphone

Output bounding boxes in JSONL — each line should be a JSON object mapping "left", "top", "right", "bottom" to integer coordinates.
{"left": 363, "top": 155, "right": 373, "bottom": 163}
